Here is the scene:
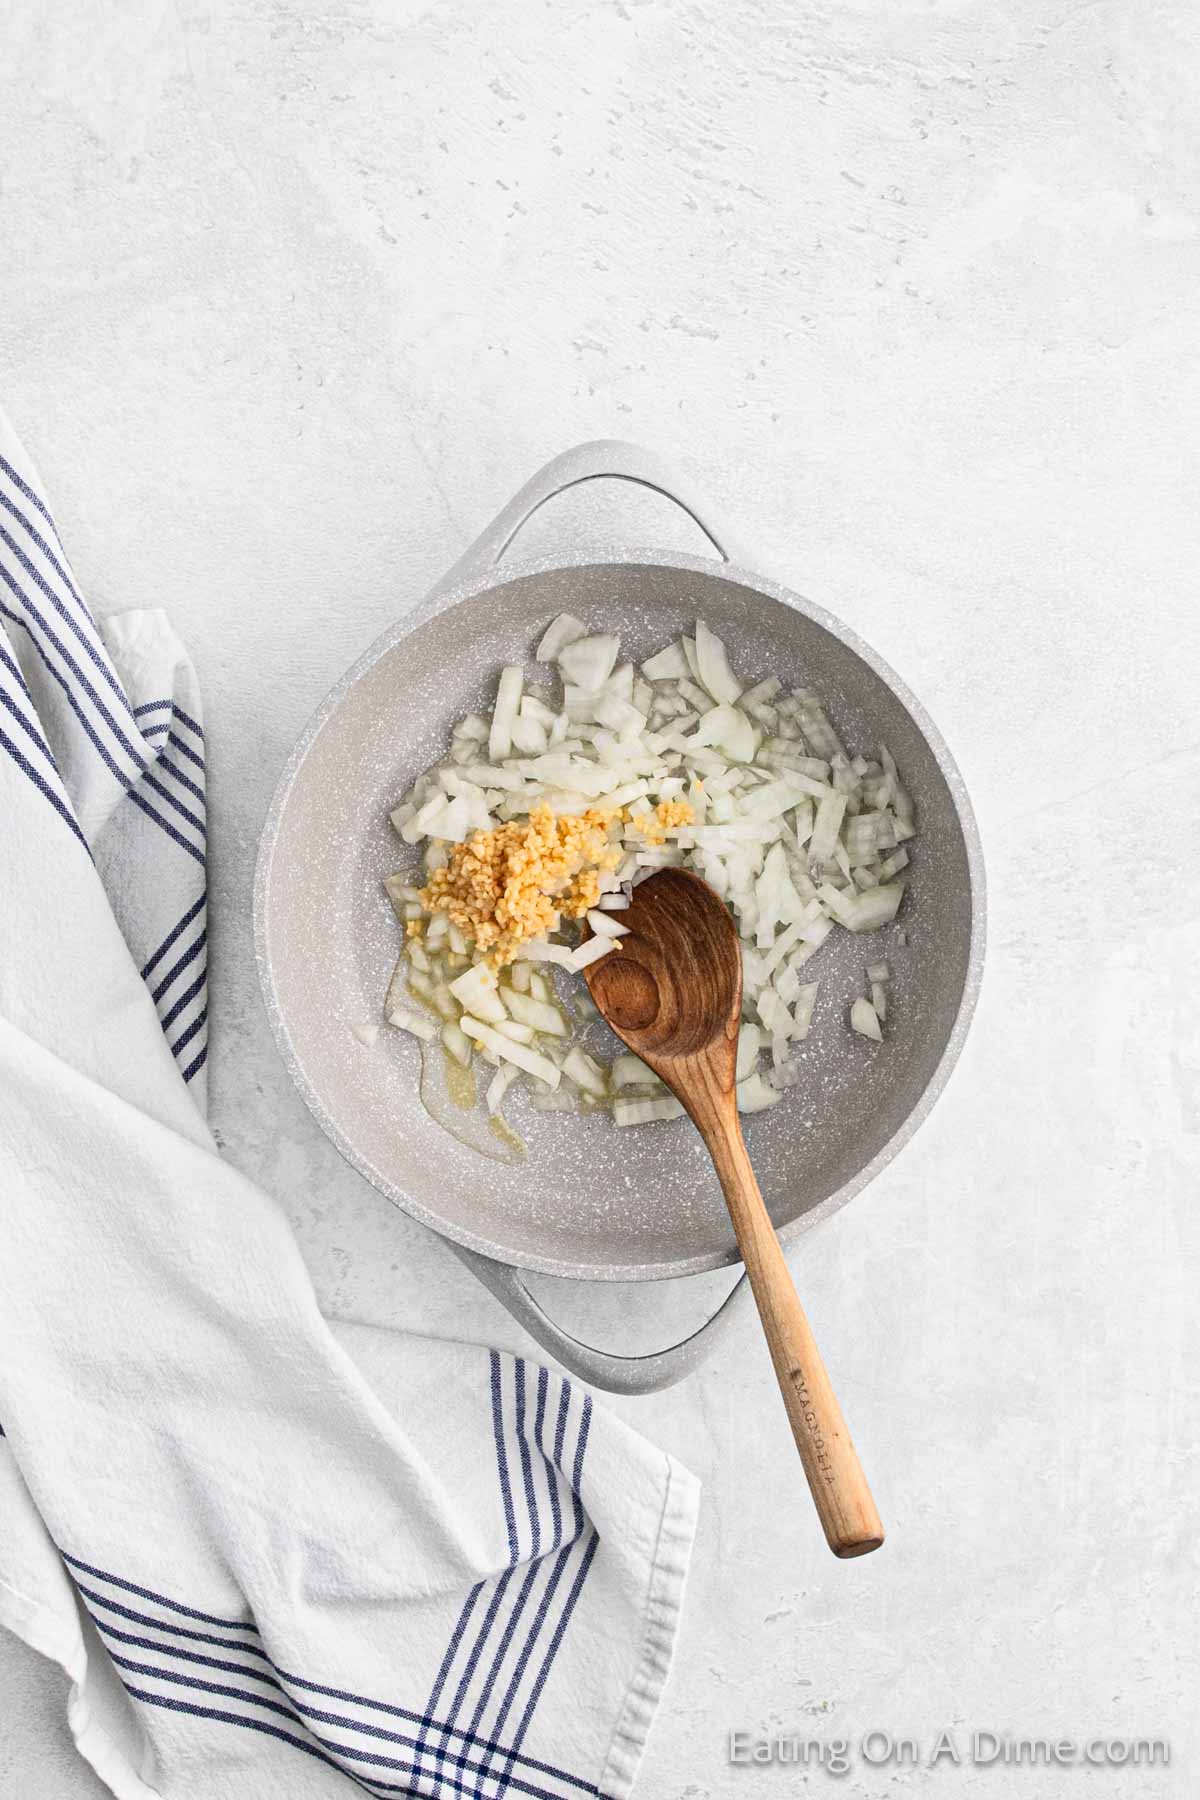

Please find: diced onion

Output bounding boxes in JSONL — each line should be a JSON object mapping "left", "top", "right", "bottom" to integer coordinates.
{"left": 694, "top": 620, "right": 743, "bottom": 705}
{"left": 736, "top": 1022, "right": 762, "bottom": 1081}
{"left": 498, "top": 987, "right": 568, "bottom": 1035}
{"left": 489, "top": 667, "right": 524, "bottom": 762}
{"left": 537, "top": 613, "right": 587, "bottom": 662}
{"left": 850, "top": 997, "right": 883, "bottom": 1042}
{"left": 562, "top": 1047, "right": 607, "bottom": 1098}
{"left": 385, "top": 612, "right": 918, "bottom": 1136}
{"left": 736, "top": 1072, "right": 781, "bottom": 1113}
{"left": 387, "top": 1007, "right": 438, "bottom": 1042}
{"left": 585, "top": 908, "right": 630, "bottom": 939}
{"left": 611, "top": 1053, "right": 663, "bottom": 1090}
{"left": 558, "top": 633, "right": 620, "bottom": 689}
{"left": 641, "top": 641, "right": 690, "bottom": 681}
{"left": 441, "top": 1020, "right": 473, "bottom": 1065}
{"left": 460, "top": 1017, "right": 561, "bottom": 1086}
{"left": 486, "top": 1063, "right": 520, "bottom": 1115}
{"left": 570, "top": 935, "right": 616, "bottom": 972}
{"left": 448, "top": 963, "right": 507, "bottom": 1023}
{"left": 613, "top": 1095, "right": 685, "bottom": 1127}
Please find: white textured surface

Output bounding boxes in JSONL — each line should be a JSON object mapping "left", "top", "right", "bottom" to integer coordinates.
{"left": 1, "top": 4, "right": 1198, "bottom": 1797}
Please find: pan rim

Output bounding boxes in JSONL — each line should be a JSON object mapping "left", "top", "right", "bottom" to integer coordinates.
{"left": 254, "top": 545, "right": 986, "bottom": 1282}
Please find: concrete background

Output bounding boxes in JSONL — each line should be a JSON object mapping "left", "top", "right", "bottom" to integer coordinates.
{"left": 1, "top": 2, "right": 1198, "bottom": 1796}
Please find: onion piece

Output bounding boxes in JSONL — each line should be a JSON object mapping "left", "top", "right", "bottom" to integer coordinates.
{"left": 613, "top": 1095, "right": 685, "bottom": 1127}
{"left": 693, "top": 703, "right": 755, "bottom": 763}
{"left": 448, "top": 962, "right": 507, "bottom": 1023}
{"left": 498, "top": 987, "right": 568, "bottom": 1035}
{"left": 693, "top": 620, "right": 743, "bottom": 705}
{"left": 850, "top": 997, "right": 883, "bottom": 1041}
{"left": 808, "top": 791, "right": 847, "bottom": 871}
{"left": 460, "top": 1017, "right": 561, "bottom": 1086}
{"left": 495, "top": 1018, "right": 535, "bottom": 1044}
{"left": 529, "top": 1091, "right": 576, "bottom": 1112}
{"left": 641, "top": 641, "right": 690, "bottom": 681}
{"left": 514, "top": 940, "right": 577, "bottom": 969}
{"left": 351, "top": 1021, "right": 380, "bottom": 1047}
{"left": 387, "top": 1007, "right": 439, "bottom": 1042}
{"left": 736, "top": 1072, "right": 781, "bottom": 1113}
{"left": 585, "top": 908, "right": 630, "bottom": 939}
{"left": 537, "top": 613, "right": 587, "bottom": 662}
{"left": 791, "top": 981, "right": 819, "bottom": 1040}
{"left": 558, "top": 633, "right": 620, "bottom": 689}
{"left": 736, "top": 1022, "right": 763, "bottom": 1081}
{"left": 563, "top": 1047, "right": 607, "bottom": 1098}
{"left": 441, "top": 1020, "right": 473, "bottom": 1066}
{"left": 570, "top": 935, "right": 616, "bottom": 972}
{"left": 486, "top": 1063, "right": 520, "bottom": 1115}
{"left": 845, "top": 883, "right": 905, "bottom": 933}
{"left": 611, "top": 1053, "right": 663, "bottom": 1090}
{"left": 488, "top": 667, "right": 524, "bottom": 762}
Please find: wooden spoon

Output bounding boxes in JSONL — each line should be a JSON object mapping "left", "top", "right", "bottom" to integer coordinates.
{"left": 585, "top": 867, "right": 884, "bottom": 1558}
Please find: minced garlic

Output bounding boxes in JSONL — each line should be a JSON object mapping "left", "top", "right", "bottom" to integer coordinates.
{"left": 420, "top": 803, "right": 623, "bottom": 968}
{"left": 631, "top": 798, "right": 695, "bottom": 847}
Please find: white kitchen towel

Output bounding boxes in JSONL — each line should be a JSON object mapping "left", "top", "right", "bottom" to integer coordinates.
{"left": 0, "top": 412, "right": 699, "bottom": 1800}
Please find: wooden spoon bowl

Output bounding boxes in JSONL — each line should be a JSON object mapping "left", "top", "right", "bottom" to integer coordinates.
{"left": 587, "top": 868, "right": 884, "bottom": 1558}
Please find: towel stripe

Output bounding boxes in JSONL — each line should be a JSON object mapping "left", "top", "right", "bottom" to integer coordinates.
{"left": 0, "top": 671, "right": 61, "bottom": 775}
{"left": 456, "top": 1363, "right": 548, "bottom": 1788}
{"left": 126, "top": 788, "right": 205, "bottom": 866}
{"left": 118, "top": 1659, "right": 585, "bottom": 1800}
{"left": 95, "top": 1615, "right": 598, "bottom": 1800}
{"left": 0, "top": 435, "right": 207, "bottom": 1092}
{"left": 0, "top": 451, "right": 64, "bottom": 548}
{"left": 0, "top": 518, "right": 134, "bottom": 717}
{"left": 167, "top": 729, "right": 205, "bottom": 770}
{"left": 0, "top": 597, "right": 143, "bottom": 788}
{"left": 420, "top": 1371, "right": 595, "bottom": 1796}
{"left": 418, "top": 1356, "right": 526, "bottom": 1781}
{"left": 0, "top": 565, "right": 144, "bottom": 770}
{"left": 135, "top": 699, "right": 205, "bottom": 743}
{"left": 74, "top": 1582, "right": 273, "bottom": 1660}
{"left": 493, "top": 1351, "right": 520, "bottom": 1563}
{"left": 91, "top": 1618, "right": 280, "bottom": 1684}
{"left": 160, "top": 965, "right": 206, "bottom": 1032}
{"left": 477, "top": 1401, "right": 595, "bottom": 1795}
{"left": 64, "top": 1548, "right": 602, "bottom": 1797}
{"left": 155, "top": 755, "right": 205, "bottom": 805}
{"left": 0, "top": 594, "right": 204, "bottom": 867}
{"left": 410, "top": 1580, "right": 483, "bottom": 1790}
{"left": 151, "top": 930, "right": 207, "bottom": 1005}
{"left": 61, "top": 1551, "right": 258, "bottom": 1630}
{"left": 116, "top": 1685, "right": 370, "bottom": 1789}
{"left": 169, "top": 1007, "right": 207, "bottom": 1061}
{"left": 0, "top": 721, "right": 91, "bottom": 854}
{"left": 496, "top": 1530, "right": 601, "bottom": 1797}
{"left": 142, "top": 769, "right": 206, "bottom": 839}
{"left": 141, "top": 892, "right": 206, "bottom": 981}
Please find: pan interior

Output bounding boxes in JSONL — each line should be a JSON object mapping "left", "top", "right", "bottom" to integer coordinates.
{"left": 260, "top": 560, "right": 975, "bottom": 1279}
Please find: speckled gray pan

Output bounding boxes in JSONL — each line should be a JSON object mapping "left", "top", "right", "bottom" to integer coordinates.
{"left": 254, "top": 442, "right": 985, "bottom": 1391}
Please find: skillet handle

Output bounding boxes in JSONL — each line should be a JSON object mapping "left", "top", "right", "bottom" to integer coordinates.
{"left": 451, "top": 1244, "right": 751, "bottom": 1394}
{"left": 429, "top": 438, "right": 757, "bottom": 596}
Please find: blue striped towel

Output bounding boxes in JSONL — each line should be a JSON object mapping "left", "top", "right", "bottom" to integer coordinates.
{"left": 0, "top": 411, "right": 699, "bottom": 1800}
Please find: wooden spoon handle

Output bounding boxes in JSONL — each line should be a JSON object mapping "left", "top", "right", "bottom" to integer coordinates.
{"left": 702, "top": 1108, "right": 884, "bottom": 1558}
